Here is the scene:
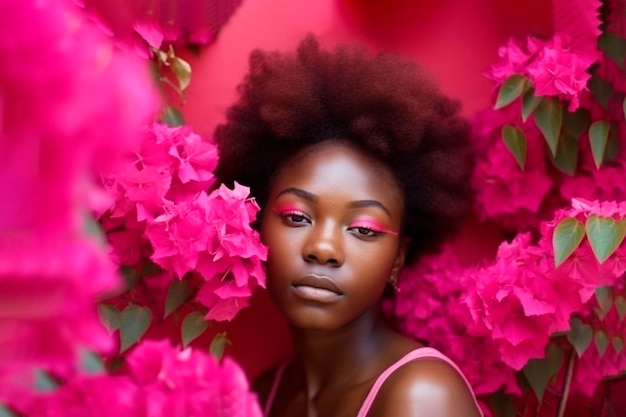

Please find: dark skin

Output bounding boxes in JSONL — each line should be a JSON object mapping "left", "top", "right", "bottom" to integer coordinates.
{"left": 255, "top": 141, "right": 482, "bottom": 417}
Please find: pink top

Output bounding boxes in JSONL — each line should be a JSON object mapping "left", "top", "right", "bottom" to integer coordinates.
{"left": 264, "top": 347, "right": 483, "bottom": 417}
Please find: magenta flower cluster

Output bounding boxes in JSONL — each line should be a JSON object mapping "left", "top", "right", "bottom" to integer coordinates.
{"left": 470, "top": 198, "right": 626, "bottom": 389}
{"left": 1, "top": 1, "right": 263, "bottom": 415}
{"left": 11, "top": 340, "right": 262, "bottom": 417}
{"left": 100, "top": 123, "right": 267, "bottom": 321}
{"left": 392, "top": 198, "right": 626, "bottom": 402}
{"left": 0, "top": 0, "right": 156, "bottom": 383}
{"left": 485, "top": 35, "right": 598, "bottom": 111}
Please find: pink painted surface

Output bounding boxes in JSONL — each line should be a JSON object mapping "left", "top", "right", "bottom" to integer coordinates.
{"left": 175, "top": 0, "right": 553, "bottom": 381}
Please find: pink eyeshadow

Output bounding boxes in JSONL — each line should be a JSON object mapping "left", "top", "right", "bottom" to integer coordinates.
{"left": 351, "top": 218, "right": 399, "bottom": 236}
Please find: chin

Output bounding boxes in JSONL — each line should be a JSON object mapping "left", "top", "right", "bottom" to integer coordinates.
{"left": 282, "top": 305, "right": 348, "bottom": 332}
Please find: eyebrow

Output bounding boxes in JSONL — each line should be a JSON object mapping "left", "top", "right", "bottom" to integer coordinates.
{"left": 275, "top": 187, "right": 318, "bottom": 202}
{"left": 275, "top": 187, "right": 392, "bottom": 217}
{"left": 348, "top": 200, "right": 392, "bottom": 217}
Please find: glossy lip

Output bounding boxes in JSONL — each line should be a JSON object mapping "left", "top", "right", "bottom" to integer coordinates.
{"left": 290, "top": 274, "right": 343, "bottom": 303}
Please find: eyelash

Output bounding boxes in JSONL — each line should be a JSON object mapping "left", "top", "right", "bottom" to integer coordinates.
{"left": 348, "top": 223, "right": 384, "bottom": 237}
{"left": 275, "top": 210, "right": 388, "bottom": 238}
{"left": 275, "top": 210, "right": 311, "bottom": 225}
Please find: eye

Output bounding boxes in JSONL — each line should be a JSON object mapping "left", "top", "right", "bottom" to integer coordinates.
{"left": 349, "top": 226, "right": 382, "bottom": 238}
{"left": 275, "top": 209, "right": 311, "bottom": 226}
{"left": 348, "top": 218, "right": 397, "bottom": 238}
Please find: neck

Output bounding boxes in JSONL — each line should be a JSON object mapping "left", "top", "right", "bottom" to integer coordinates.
{"left": 290, "top": 307, "right": 392, "bottom": 397}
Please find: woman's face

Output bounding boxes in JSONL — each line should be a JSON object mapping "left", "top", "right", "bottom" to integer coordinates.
{"left": 260, "top": 141, "right": 407, "bottom": 331}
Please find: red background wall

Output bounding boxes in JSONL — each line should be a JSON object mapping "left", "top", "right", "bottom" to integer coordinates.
{"left": 175, "top": 0, "right": 553, "bottom": 381}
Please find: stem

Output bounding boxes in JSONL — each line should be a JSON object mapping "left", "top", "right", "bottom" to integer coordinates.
{"left": 556, "top": 348, "right": 576, "bottom": 417}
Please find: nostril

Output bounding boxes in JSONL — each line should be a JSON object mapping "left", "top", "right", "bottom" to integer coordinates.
{"left": 304, "top": 253, "right": 340, "bottom": 266}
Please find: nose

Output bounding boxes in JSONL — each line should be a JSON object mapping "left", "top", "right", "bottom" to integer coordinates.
{"left": 302, "top": 221, "right": 344, "bottom": 266}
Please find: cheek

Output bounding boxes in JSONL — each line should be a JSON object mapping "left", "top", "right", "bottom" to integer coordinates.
{"left": 348, "top": 242, "right": 399, "bottom": 283}
{"left": 262, "top": 224, "right": 301, "bottom": 273}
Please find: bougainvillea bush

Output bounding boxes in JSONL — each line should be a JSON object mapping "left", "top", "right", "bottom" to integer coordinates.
{"left": 388, "top": 0, "right": 626, "bottom": 415}
{"left": 0, "top": 0, "right": 261, "bottom": 416}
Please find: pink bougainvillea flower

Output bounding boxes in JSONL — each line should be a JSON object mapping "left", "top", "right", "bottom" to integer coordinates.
{"left": 484, "top": 37, "right": 544, "bottom": 83}
{"left": 126, "top": 339, "right": 262, "bottom": 417}
{"left": 560, "top": 161, "right": 626, "bottom": 205}
{"left": 19, "top": 375, "right": 142, "bottom": 417}
{"left": 463, "top": 232, "right": 589, "bottom": 369}
{"left": 111, "top": 165, "right": 172, "bottom": 220}
{"left": 527, "top": 36, "right": 597, "bottom": 111}
{"left": 202, "top": 183, "right": 267, "bottom": 270}
{"left": 191, "top": 183, "right": 267, "bottom": 320}
{"left": 6, "top": 340, "right": 263, "bottom": 416}
{"left": 0, "top": 237, "right": 119, "bottom": 372}
{"left": 167, "top": 128, "right": 219, "bottom": 184}
{"left": 146, "top": 194, "right": 213, "bottom": 277}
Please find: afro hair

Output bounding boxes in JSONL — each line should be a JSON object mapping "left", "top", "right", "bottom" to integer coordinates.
{"left": 215, "top": 35, "right": 473, "bottom": 263}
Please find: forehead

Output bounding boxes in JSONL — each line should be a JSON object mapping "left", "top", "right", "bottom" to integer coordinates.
{"left": 269, "top": 141, "right": 404, "bottom": 214}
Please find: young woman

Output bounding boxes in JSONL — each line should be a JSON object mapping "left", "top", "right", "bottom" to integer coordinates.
{"left": 215, "top": 35, "right": 483, "bottom": 417}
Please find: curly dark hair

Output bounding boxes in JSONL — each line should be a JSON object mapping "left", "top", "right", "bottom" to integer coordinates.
{"left": 214, "top": 35, "right": 473, "bottom": 263}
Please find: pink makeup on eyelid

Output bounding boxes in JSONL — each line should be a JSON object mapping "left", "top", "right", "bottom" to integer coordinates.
{"left": 273, "top": 204, "right": 304, "bottom": 215}
{"left": 351, "top": 218, "right": 399, "bottom": 236}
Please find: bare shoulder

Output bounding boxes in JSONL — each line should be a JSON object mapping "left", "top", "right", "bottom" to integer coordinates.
{"left": 367, "top": 357, "right": 482, "bottom": 417}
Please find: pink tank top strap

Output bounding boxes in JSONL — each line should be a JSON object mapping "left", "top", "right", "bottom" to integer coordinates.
{"left": 355, "top": 347, "right": 483, "bottom": 417}
{"left": 264, "top": 361, "right": 289, "bottom": 417}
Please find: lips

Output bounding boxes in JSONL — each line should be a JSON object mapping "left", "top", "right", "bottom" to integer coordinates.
{"left": 291, "top": 274, "right": 343, "bottom": 303}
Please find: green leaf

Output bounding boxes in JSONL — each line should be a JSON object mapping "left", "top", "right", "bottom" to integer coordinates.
{"left": 161, "top": 106, "right": 185, "bottom": 127}
{"left": 141, "top": 260, "right": 163, "bottom": 276}
{"left": 553, "top": 217, "right": 585, "bottom": 267}
{"left": 99, "top": 268, "right": 139, "bottom": 301}
{"left": 489, "top": 389, "right": 517, "bottom": 417}
{"left": 182, "top": 311, "right": 209, "bottom": 347}
{"left": 97, "top": 304, "right": 120, "bottom": 332}
{"left": 210, "top": 332, "right": 231, "bottom": 360}
{"left": 567, "top": 317, "right": 593, "bottom": 357}
{"left": 495, "top": 75, "right": 528, "bottom": 109}
{"left": 550, "top": 132, "right": 578, "bottom": 175}
{"left": 589, "top": 121, "right": 611, "bottom": 169}
{"left": 80, "top": 350, "right": 106, "bottom": 374}
{"left": 119, "top": 305, "right": 152, "bottom": 353}
{"left": 0, "top": 404, "right": 18, "bottom": 417}
{"left": 522, "top": 343, "right": 564, "bottom": 401}
{"left": 534, "top": 97, "right": 563, "bottom": 156}
{"left": 164, "top": 279, "right": 191, "bottom": 318}
{"left": 501, "top": 125, "right": 527, "bottom": 170}
{"left": 615, "top": 296, "right": 626, "bottom": 320}
{"left": 120, "top": 266, "right": 140, "bottom": 291}
{"left": 588, "top": 75, "right": 613, "bottom": 110}
{"left": 595, "top": 330, "right": 609, "bottom": 357}
{"left": 563, "top": 107, "right": 590, "bottom": 138}
{"left": 35, "top": 369, "right": 58, "bottom": 392}
{"left": 604, "top": 124, "right": 620, "bottom": 163}
{"left": 595, "top": 286, "right": 613, "bottom": 320}
{"left": 521, "top": 88, "right": 542, "bottom": 122}
{"left": 598, "top": 32, "right": 626, "bottom": 69}
{"left": 83, "top": 212, "right": 106, "bottom": 248}
{"left": 585, "top": 215, "right": 626, "bottom": 264}
{"left": 170, "top": 56, "right": 192, "bottom": 91}
{"left": 613, "top": 337, "right": 624, "bottom": 353}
